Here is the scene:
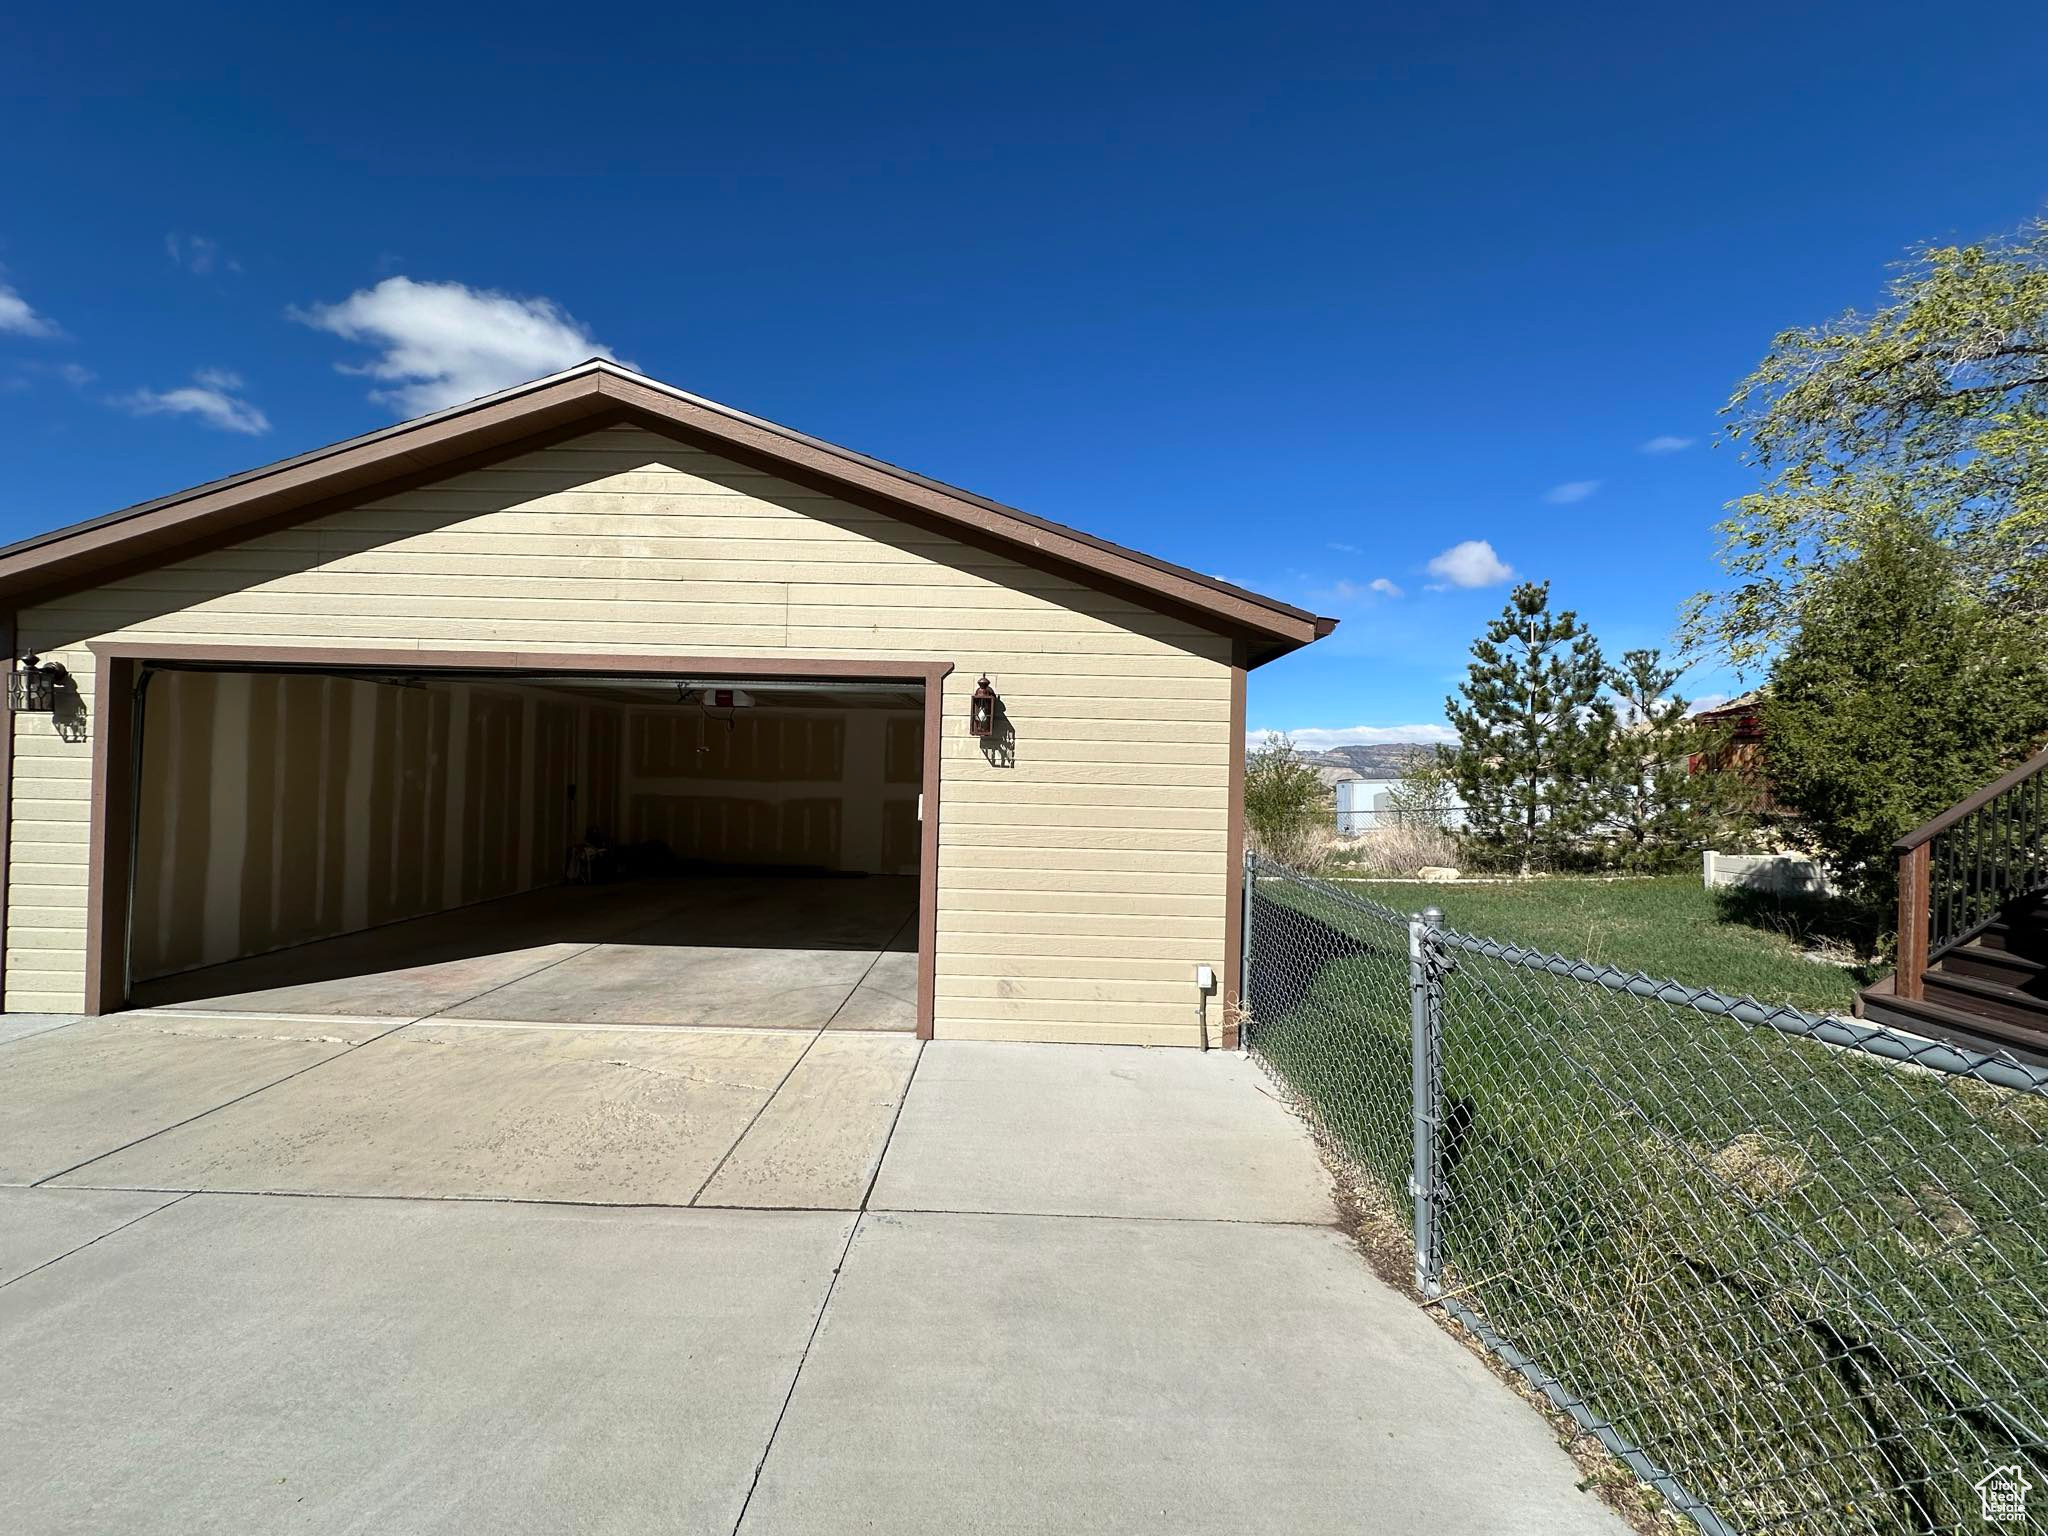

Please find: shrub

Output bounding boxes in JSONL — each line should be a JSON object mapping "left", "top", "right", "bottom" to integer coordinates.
{"left": 1386, "top": 749, "right": 1459, "bottom": 828}
{"left": 1245, "top": 733, "right": 1330, "bottom": 870}
{"left": 1764, "top": 520, "right": 2048, "bottom": 904}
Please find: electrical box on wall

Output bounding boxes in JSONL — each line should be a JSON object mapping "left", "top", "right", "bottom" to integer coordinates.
{"left": 705, "top": 688, "right": 755, "bottom": 709}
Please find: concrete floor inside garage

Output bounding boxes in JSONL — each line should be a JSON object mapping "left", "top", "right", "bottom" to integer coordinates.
{"left": 129, "top": 872, "right": 919, "bottom": 1032}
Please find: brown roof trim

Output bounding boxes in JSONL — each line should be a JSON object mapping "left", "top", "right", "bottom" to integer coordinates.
{"left": 88, "top": 640, "right": 956, "bottom": 684}
{"left": 0, "top": 361, "right": 1334, "bottom": 666}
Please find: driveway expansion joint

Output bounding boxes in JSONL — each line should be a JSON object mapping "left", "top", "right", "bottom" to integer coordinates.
{"left": 26, "top": 1014, "right": 424, "bottom": 1188}
{"left": 26, "top": 907, "right": 654, "bottom": 1192}
{"left": 0, "top": 1190, "right": 194, "bottom": 1290}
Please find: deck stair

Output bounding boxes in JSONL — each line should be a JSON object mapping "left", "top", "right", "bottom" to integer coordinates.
{"left": 1858, "top": 747, "right": 2048, "bottom": 1062}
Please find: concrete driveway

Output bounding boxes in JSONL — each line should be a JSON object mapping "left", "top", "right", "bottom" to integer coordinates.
{"left": 1, "top": 1012, "right": 1629, "bottom": 1536}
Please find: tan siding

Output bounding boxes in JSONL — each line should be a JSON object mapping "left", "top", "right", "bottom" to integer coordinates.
{"left": 122, "top": 672, "right": 585, "bottom": 982}
{"left": 621, "top": 704, "right": 918, "bottom": 875}
{"left": 6, "top": 424, "right": 1233, "bottom": 1044}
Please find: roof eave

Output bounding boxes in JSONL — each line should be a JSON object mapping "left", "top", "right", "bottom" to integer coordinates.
{"left": 0, "top": 370, "right": 619, "bottom": 604}
{"left": 0, "top": 360, "right": 1332, "bottom": 658}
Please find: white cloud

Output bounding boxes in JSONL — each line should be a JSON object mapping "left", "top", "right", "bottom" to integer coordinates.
{"left": 1639, "top": 434, "right": 1695, "bottom": 454}
{"left": 1542, "top": 479, "right": 1602, "bottom": 504}
{"left": 1246, "top": 723, "right": 1457, "bottom": 751}
{"left": 1424, "top": 539, "right": 1514, "bottom": 589}
{"left": 1316, "top": 575, "right": 1406, "bottom": 603}
{"left": 165, "top": 233, "right": 236, "bottom": 275}
{"left": 7, "top": 359, "right": 92, "bottom": 390}
{"left": 1328, "top": 541, "right": 1363, "bottom": 554}
{"left": 122, "top": 369, "right": 270, "bottom": 435}
{"left": 294, "top": 276, "right": 620, "bottom": 416}
{"left": 0, "top": 282, "right": 59, "bottom": 338}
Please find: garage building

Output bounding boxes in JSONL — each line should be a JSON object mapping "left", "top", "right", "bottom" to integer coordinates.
{"left": 0, "top": 362, "right": 1331, "bottom": 1045}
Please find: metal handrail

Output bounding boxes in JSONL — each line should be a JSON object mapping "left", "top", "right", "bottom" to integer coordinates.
{"left": 1895, "top": 746, "right": 2048, "bottom": 998}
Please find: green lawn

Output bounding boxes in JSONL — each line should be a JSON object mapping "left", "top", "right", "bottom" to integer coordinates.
{"left": 1325, "top": 873, "right": 1867, "bottom": 1014}
{"left": 1245, "top": 871, "right": 2047, "bottom": 1536}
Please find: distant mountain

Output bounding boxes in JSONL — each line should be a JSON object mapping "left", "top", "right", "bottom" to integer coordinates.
{"left": 1294, "top": 742, "right": 1441, "bottom": 783}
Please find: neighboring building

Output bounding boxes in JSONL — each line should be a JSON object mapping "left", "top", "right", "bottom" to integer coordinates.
{"left": 1336, "top": 777, "right": 1467, "bottom": 835}
{"left": 0, "top": 361, "right": 1334, "bottom": 1047}
{"left": 1689, "top": 690, "right": 1778, "bottom": 816}
{"left": 1689, "top": 690, "right": 1765, "bottom": 772}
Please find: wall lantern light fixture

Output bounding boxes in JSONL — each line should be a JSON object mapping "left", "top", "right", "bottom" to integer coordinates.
{"left": 968, "top": 675, "right": 999, "bottom": 738}
{"left": 7, "top": 652, "right": 67, "bottom": 714}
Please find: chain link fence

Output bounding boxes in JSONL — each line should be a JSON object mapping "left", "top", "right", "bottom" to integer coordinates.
{"left": 1241, "top": 854, "right": 2048, "bottom": 1536}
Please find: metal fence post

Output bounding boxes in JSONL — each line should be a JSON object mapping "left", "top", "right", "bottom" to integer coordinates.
{"left": 1408, "top": 907, "right": 1444, "bottom": 1299}
{"left": 1237, "top": 854, "right": 1255, "bottom": 1049}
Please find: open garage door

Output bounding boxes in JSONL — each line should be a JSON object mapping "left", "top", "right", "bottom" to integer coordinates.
{"left": 87, "top": 651, "right": 944, "bottom": 1037}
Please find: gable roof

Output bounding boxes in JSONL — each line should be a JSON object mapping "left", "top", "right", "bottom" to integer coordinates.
{"left": 0, "top": 360, "right": 1335, "bottom": 666}
{"left": 1691, "top": 691, "right": 1764, "bottom": 723}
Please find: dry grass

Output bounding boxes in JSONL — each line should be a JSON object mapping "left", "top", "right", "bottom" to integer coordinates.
{"left": 1250, "top": 821, "right": 1338, "bottom": 873}
{"left": 1704, "top": 1131, "right": 1810, "bottom": 1202}
{"left": 1328, "top": 821, "right": 1464, "bottom": 877}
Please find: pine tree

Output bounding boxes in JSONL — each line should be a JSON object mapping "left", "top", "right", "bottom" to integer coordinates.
{"left": 1598, "top": 649, "right": 1724, "bottom": 871}
{"left": 1445, "top": 581, "right": 1611, "bottom": 874}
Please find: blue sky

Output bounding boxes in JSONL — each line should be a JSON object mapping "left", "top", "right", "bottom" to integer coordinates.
{"left": 4, "top": 2, "right": 2045, "bottom": 746}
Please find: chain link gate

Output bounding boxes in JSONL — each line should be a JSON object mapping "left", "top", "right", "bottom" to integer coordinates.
{"left": 1240, "top": 854, "right": 2048, "bottom": 1536}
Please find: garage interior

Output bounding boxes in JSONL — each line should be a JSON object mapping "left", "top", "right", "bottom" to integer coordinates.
{"left": 118, "top": 663, "right": 926, "bottom": 1032}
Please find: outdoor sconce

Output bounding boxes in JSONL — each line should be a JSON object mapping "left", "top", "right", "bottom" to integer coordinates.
{"left": 7, "top": 653, "right": 67, "bottom": 714}
{"left": 968, "top": 675, "right": 999, "bottom": 738}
